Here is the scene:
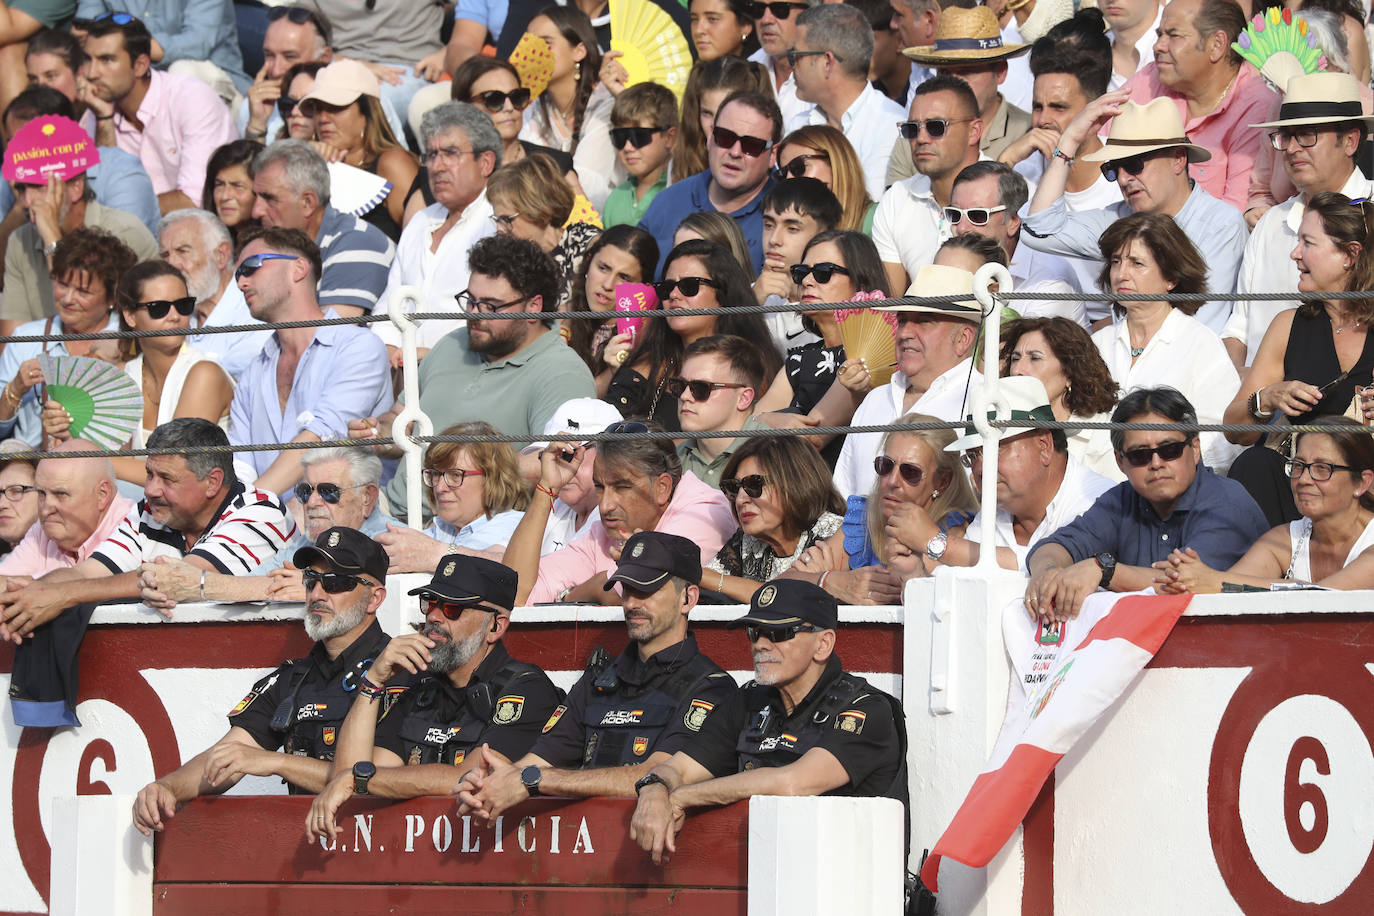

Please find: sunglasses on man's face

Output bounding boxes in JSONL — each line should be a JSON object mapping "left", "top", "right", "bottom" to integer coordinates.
{"left": 1118, "top": 438, "right": 1190, "bottom": 468}
{"left": 745, "top": 1, "right": 808, "bottom": 19}
{"left": 897, "top": 117, "right": 970, "bottom": 140}
{"left": 721, "top": 474, "right": 768, "bottom": 500}
{"left": 421, "top": 596, "right": 492, "bottom": 620}
{"left": 665, "top": 377, "right": 747, "bottom": 401}
{"left": 746, "top": 623, "right": 822, "bottom": 643}
{"left": 711, "top": 125, "right": 772, "bottom": 157}
{"left": 1100, "top": 149, "right": 1170, "bottom": 183}
{"left": 131, "top": 296, "right": 195, "bottom": 319}
{"left": 473, "top": 87, "right": 532, "bottom": 113}
{"left": 943, "top": 205, "right": 1006, "bottom": 227}
{"left": 611, "top": 126, "right": 668, "bottom": 149}
{"left": 790, "top": 261, "right": 850, "bottom": 285}
{"left": 294, "top": 482, "right": 364, "bottom": 504}
{"left": 654, "top": 276, "right": 718, "bottom": 299}
{"left": 302, "top": 570, "right": 376, "bottom": 594}
{"left": 236, "top": 252, "right": 300, "bottom": 280}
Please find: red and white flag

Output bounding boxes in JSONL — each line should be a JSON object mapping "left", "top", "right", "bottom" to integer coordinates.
{"left": 919, "top": 590, "right": 1192, "bottom": 892}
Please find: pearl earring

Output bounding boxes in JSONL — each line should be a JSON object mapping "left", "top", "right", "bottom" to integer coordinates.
{"left": 932, "top": 488, "right": 941, "bottom": 499}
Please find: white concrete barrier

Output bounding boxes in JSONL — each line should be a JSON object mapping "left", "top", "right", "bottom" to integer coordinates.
{"left": 48, "top": 795, "right": 150, "bottom": 916}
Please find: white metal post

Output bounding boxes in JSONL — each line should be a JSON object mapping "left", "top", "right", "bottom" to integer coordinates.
{"left": 971, "top": 263, "right": 1014, "bottom": 571}
{"left": 385, "top": 285, "right": 435, "bottom": 529}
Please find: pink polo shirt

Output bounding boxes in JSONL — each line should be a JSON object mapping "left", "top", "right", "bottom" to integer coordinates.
{"left": 528, "top": 472, "right": 737, "bottom": 603}
{"left": 1122, "top": 62, "right": 1278, "bottom": 210}
{"left": 112, "top": 69, "right": 238, "bottom": 201}
{"left": 0, "top": 494, "right": 136, "bottom": 578}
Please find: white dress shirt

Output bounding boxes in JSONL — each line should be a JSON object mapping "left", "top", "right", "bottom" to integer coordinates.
{"left": 1092, "top": 308, "right": 1243, "bottom": 473}
{"left": 751, "top": 49, "right": 808, "bottom": 126}
{"left": 1108, "top": 5, "right": 1164, "bottom": 90}
{"left": 787, "top": 82, "right": 906, "bottom": 201}
{"left": 872, "top": 171, "right": 951, "bottom": 279}
{"left": 965, "top": 457, "right": 1116, "bottom": 571}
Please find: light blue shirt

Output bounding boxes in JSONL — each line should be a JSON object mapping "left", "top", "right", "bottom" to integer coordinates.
{"left": 454, "top": 0, "right": 507, "bottom": 42}
{"left": 188, "top": 283, "right": 271, "bottom": 382}
{"left": 228, "top": 310, "right": 393, "bottom": 477}
{"left": 1020, "top": 181, "right": 1247, "bottom": 335}
{"left": 0, "top": 313, "right": 119, "bottom": 445}
{"left": 76, "top": 0, "right": 249, "bottom": 91}
{"left": 260, "top": 504, "right": 395, "bottom": 572}
{"left": 0, "top": 147, "right": 160, "bottom": 237}
{"left": 425, "top": 508, "right": 524, "bottom": 551}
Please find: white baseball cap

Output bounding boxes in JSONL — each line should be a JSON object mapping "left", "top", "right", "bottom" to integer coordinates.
{"left": 523, "top": 398, "right": 626, "bottom": 453}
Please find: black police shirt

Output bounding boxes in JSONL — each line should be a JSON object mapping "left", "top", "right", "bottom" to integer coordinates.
{"left": 228, "top": 619, "right": 392, "bottom": 757}
{"left": 372, "top": 642, "right": 561, "bottom": 766}
{"left": 686, "top": 654, "right": 903, "bottom": 797}
{"left": 530, "top": 633, "right": 738, "bottom": 768}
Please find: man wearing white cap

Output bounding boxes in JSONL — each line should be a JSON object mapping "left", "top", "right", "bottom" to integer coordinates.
{"left": 831, "top": 263, "right": 983, "bottom": 500}
{"left": 1023, "top": 91, "right": 1247, "bottom": 332}
{"left": 1228, "top": 72, "right": 1374, "bottom": 368}
{"left": 886, "top": 376, "right": 1113, "bottom": 574}
{"left": 519, "top": 397, "right": 622, "bottom": 554}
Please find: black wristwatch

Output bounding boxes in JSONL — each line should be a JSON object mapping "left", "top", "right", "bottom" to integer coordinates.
{"left": 521, "top": 764, "right": 543, "bottom": 797}
{"left": 1094, "top": 552, "right": 1117, "bottom": 589}
{"left": 352, "top": 761, "right": 376, "bottom": 795}
{"left": 634, "top": 772, "right": 669, "bottom": 795}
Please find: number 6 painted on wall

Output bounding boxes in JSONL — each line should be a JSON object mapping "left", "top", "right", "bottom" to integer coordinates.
{"left": 1284, "top": 736, "right": 1329, "bottom": 854}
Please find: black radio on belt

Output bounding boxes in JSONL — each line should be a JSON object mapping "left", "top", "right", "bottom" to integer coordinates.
{"left": 466, "top": 681, "right": 495, "bottom": 720}
{"left": 745, "top": 705, "right": 773, "bottom": 743}
{"left": 589, "top": 648, "right": 620, "bottom": 694}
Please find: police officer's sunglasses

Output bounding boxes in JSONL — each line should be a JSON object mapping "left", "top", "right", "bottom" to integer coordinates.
{"left": 302, "top": 570, "right": 377, "bottom": 593}
{"left": 421, "top": 597, "right": 495, "bottom": 620}
{"left": 294, "top": 482, "right": 366, "bottom": 504}
{"left": 745, "top": 623, "right": 822, "bottom": 643}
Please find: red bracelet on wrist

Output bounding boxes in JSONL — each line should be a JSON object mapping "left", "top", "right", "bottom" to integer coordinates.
{"left": 535, "top": 483, "right": 558, "bottom": 499}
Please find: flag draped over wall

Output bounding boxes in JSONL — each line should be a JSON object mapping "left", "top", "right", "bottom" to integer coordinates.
{"left": 919, "top": 590, "right": 1192, "bottom": 892}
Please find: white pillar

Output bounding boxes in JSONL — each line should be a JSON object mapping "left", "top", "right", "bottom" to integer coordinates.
{"left": 747, "top": 795, "right": 905, "bottom": 915}
{"left": 49, "top": 795, "right": 151, "bottom": 916}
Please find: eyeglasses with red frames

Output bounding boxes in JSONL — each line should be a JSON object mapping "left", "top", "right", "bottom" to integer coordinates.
{"left": 421, "top": 467, "right": 485, "bottom": 488}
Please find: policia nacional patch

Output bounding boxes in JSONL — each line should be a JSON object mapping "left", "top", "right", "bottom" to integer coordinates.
{"left": 494, "top": 695, "right": 525, "bottom": 724}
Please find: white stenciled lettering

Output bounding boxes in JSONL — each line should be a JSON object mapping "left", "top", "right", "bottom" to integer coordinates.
{"left": 432, "top": 815, "right": 453, "bottom": 852}
{"left": 518, "top": 816, "right": 537, "bottom": 852}
{"left": 572, "top": 817, "right": 594, "bottom": 854}
{"left": 493, "top": 815, "right": 504, "bottom": 852}
{"left": 461, "top": 815, "right": 482, "bottom": 853}
{"left": 404, "top": 814, "right": 424, "bottom": 852}
{"left": 353, "top": 814, "right": 373, "bottom": 852}
{"left": 549, "top": 815, "right": 561, "bottom": 854}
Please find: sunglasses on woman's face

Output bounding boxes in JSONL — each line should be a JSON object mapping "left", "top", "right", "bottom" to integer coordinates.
{"left": 721, "top": 474, "right": 768, "bottom": 500}
{"left": 874, "top": 455, "right": 924, "bottom": 486}
{"left": 790, "top": 261, "right": 850, "bottom": 285}
{"left": 277, "top": 96, "right": 303, "bottom": 120}
{"left": 1118, "top": 438, "right": 1190, "bottom": 468}
{"left": 610, "top": 126, "right": 668, "bottom": 149}
{"left": 654, "top": 276, "right": 718, "bottom": 299}
{"left": 772, "top": 152, "right": 827, "bottom": 179}
{"left": 472, "top": 87, "right": 532, "bottom": 113}
{"left": 131, "top": 296, "right": 196, "bottom": 319}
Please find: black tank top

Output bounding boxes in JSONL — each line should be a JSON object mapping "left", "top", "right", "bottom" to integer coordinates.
{"left": 1282, "top": 308, "right": 1374, "bottom": 422}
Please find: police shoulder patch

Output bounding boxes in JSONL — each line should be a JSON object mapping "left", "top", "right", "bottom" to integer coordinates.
{"left": 493, "top": 695, "right": 525, "bottom": 724}
{"left": 542, "top": 704, "right": 567, "bottom": 733}
{"left": 835, "top": 709, "right": 867, "bottom": 734}
{"left": 227, "top": 690, "right": 258, "bottom": 717}
{"left": 684, "top": 698, "right": 714, "bottom": 731}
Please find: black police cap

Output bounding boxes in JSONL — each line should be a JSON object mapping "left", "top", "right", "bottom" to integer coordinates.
{"left": 603, "top": 531, "right": 702, "bottom": 592}
{"left": 728, "top": 578, "right": 839, "bottom": 630}
{"left": 408, "top": 553, "right": 519, "bottom": 610}
{"left": 292, "top": 526, "right": 388, "bottom": 582}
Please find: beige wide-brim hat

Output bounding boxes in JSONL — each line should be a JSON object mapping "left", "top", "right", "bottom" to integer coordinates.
{"left": 300, "top": 59, "right": 381, "bottom": 108}
{"left": 903, "top": 6, "right": 1030, "bottom": 65}
{"left": 1080, "top": 98, "right": 1212, "bottom": 163}
{"left": 1250, "top": 72, "right": 1374, "bottom": 129}
{"left": 946, "top": 376, "right": 1057, "bottom": 452}
{"left": 874, "top": 264, "right": 983, "bottom": 321}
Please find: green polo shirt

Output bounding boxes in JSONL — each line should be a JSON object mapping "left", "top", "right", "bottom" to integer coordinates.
{"left": 383, "top": 325, "right": 596, "bottom": 511}
{"left": 676, "top": 414, "right": 770, "bottom": 489}
{"left": 602, "top": 171, "right": 668, "bottom": 228}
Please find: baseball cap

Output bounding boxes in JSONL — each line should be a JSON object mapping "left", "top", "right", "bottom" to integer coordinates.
{"left": 728, "top": 578, "right": 839, "bottom": 630}
{"left": 603, "top": 531, "right": 702, "bottom": 592}
{"left": 523, "top": 397, "right": 625, "bottom": 454}
{"left": 408, "top": 554, "right": 518, "bottom": 610}
{"left": 293, "top": 526, "right": 388, "bottom": 582}
{"left": 300, "top": 59, "right": 381, "bottom": 107}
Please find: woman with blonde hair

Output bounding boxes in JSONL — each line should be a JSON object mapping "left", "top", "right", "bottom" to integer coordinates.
{"left": 377, "top": 422, "right": 532, "bottom": 573}
{"left": 775, "top": 124, "right": 875, "bottom": 233}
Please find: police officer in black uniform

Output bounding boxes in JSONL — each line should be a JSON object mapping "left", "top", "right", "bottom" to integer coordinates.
{"left": 306, "top": 554, "right": 561, "bottom": 842}
{"left": 457, "top": 531, "right": 738, "bottom": 822}
{"left": 630, "top": 578, "right": 908, "bottom": 863}
{"left": 132, "top": 526, "right": 391, "bottom": 836}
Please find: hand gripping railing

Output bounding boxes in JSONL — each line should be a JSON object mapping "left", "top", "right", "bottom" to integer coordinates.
{"left": 384, "top": 285, "right": 435, "bottom": 529}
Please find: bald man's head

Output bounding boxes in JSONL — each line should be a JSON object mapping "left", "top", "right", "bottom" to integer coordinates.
{"left": 35, "top": 439, "right": 118, "bottom": 553}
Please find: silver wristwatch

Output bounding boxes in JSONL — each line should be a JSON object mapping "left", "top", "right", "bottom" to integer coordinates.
{"left": 925, "top": 532, "right": 948, "bottom": 561}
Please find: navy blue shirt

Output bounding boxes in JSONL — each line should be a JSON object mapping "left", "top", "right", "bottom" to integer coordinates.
{"left": 638, "top": 171, "right": 772, "bottom": 276}
{"left": 1031, "top": 464, "right": 1269, "bottom": 570}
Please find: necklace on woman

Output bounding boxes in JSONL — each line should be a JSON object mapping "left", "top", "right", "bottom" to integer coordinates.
{"left": 1334, "top": 319, "right": 1363, "bottom": 334}
{"left": 1130, "top": 345, "right": 1146, "bottom": 357}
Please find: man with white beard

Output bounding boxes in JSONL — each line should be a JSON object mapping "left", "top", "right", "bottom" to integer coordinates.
{"left": 306, "top": 556, "right": 560, "bottom": 838}
{"left": 132, "top": 527, "right": 391, "bottom": 835}
{"left": 158, "top": 209, "right": 270, "bottom": 380}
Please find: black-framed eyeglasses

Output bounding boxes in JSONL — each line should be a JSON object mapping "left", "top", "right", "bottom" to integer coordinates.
{"left": 654, "top": 276, "right": 718, "bottom": 299}
{"left": 898, "top": 117, "right": 972, "bottom": 140}
{"left": 721, "top": 474, "right": 768, "bottom": 500}
{"left": 784, "top": 48, "right": 842, "bottom": 67}
{"left": 711, "top": 125, "right": 773, "bottom": 157}
{"left": 1119, "top": 439, "right": 1191, "bottom": 468}
{"left": 611, "top": 126, "right": 669, "bottom": 149}
{"left": 456, "top": 289, "right": 531, "bottom": 313}
{"left": 744, "top": 1, "right": 808, "bottom": 19}
{"left": 1267, "top": 127, "right": 1333, "bottom": 151}
{"left": 302, "top": 570, "right": 377, "bottom": 594}
{"left": 0, "top": 484, "right": 35, "bottom": 502}
{"left": 1285, "top": 458, "right": 1354, "bottom": 481}
{"left": 773, "top": 152, "right": 828, "bottom": 179}
{"left": 665, "top": 377, "right": 747, "bottom": 401}
{"left": 943, "top": 205, "right": 1007, "bottom": 227}
{"left": 1100, "top": 149, "right": 1171, "bottom": 183}
{"left": 790, "top": 261, "right": 850, "bottom": 285}
{"left": 276, "top": 96, "right": 303, "bottom": 120}
{"left": 294, "top": 481, "right": 366, "bottom": 504}
{"left": 472, "top": 87, "right": 532, "bottom": 113}
{"left": 421, "top": 467, "right": 485, "bottom": 488}
{"left": 235, "top": 252, "right": 299, "bottom": 280}
{"left": 746, "top": 623, "right": 822, "bottom": 643}
{"left": 131, "top": 297, "right": 195, "bottom": 319}
{"left": 421, "top": 596, "right": 494, "bottom": 620}
{"left": 874, "top": 455, "right": 924, "bottom": 486}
